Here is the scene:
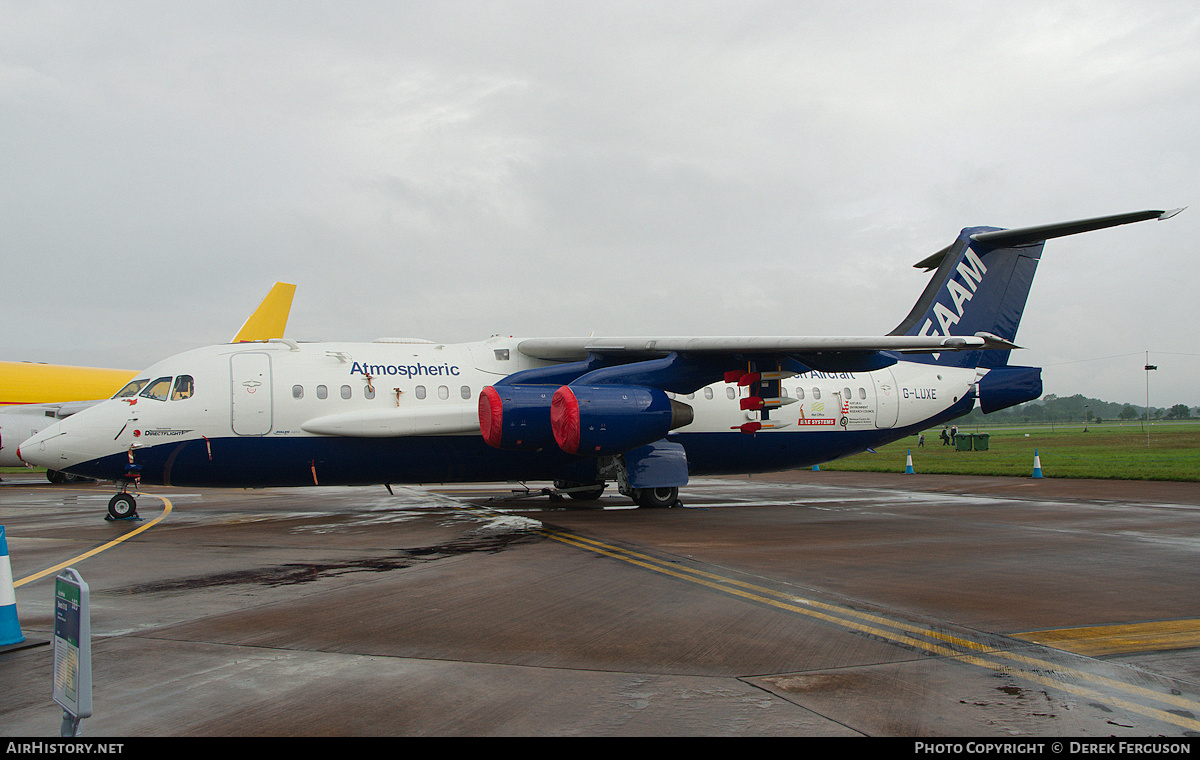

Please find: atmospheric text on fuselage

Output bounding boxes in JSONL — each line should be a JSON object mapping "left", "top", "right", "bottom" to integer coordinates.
{"left": 349, "top": 361, "right": 462, "bottom": 378}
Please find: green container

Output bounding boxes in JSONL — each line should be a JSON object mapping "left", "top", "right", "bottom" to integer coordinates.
{"left": 955, "top": 433, "right": 974, "bottom": 451}
{"left": 974, "top": 433, "right": 990, "bottom": 451}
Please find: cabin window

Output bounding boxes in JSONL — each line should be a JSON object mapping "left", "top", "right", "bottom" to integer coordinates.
{"left": 494, "top": 349, "right": 510, "bottom": 361}
{"left": 139, "top": 377, "right": 173, "bottom": 402}
{"left": 726, "top": 387, "right": 736, "bottom": 400}
{"left": 859, "top": 387, "right": 867, "bottom": 399}
{"left": 292, "top": 385, "right": 304, "bottom": 399}
{"left": 341, "top": 385, "right": 352, "bottom": 400}
{"left": 317, "top": 385, "right": 328, "bottom": 400}
{"left": 704, "top": 387, "right": 713, "bottom": 400}
{"left": 365, "top": 386, "right": 375, "bottom": 400}
{"left": 415, "top": 386, "right": 426, "bottom": 400}
{"left": 114, "top": 379, "right": 149, "bottom": 398}
{"left": 795, "top": 387, "right": 804, "bottom": 400}
{"left": 843, "top": 387, "right": 852, "bottom": 400}
{"left": 438, "top": 386, "right": 449, "bottom": 400}
{"left": 812, "top": 388, "right": 821, "bottom": 400}
{"left": 460, "top": 386, "right": 471, "bottom": 400}
{"left": 781, "top": 387, "right": 789, "bottom": 398}
{"left": 171, "top": 375, "right": 194, "bottom": 400}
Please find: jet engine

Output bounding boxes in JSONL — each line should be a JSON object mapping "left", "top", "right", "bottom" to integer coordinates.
{"left": 976, "top": 366, "right": 1043, "bottom": 414}
{"left": 478, "top": 385, "right": 559, "bottom": 450}
{"left": 550, "top": 385, "right": 694, "bottom": 456}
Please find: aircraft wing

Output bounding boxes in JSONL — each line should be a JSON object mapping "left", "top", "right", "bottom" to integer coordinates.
{"left": 38, "top": 400, "right": 100, "bottom": 419}
{"left": 517, "top": 334, "right": 1012, "bottom": 362}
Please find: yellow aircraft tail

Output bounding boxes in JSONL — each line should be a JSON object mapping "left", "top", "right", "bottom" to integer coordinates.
{"left": 0, "top": 363, "right": 138, "bottom": 406}
{"left": 4, "top": 282, "right": 297, "bottom": 405}
{"left": 231, "top": 282, "right": 296, "bottom": 343}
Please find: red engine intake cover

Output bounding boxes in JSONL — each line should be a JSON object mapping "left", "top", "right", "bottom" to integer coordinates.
{"left": 478, "top": 386, "right": 505, "bottom": 448}
{"left": 550, "top": 386, "right": 582, "bottom": 454}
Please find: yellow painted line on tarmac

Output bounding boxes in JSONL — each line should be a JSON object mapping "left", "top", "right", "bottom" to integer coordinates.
{"left": 954, "top": 648, "right": 1200, "bottom": 733}
{"left": 14, "top": 496, "right": 173, "bottom": 587}
{"left": 543, "top": 527, "right": 1001, "bottom": 652}
{"left": 536, "top": 524, "right": 1200, "bottom": 733}
{"left": 1011, "top": 619, "right": 1200, "bottom": 657}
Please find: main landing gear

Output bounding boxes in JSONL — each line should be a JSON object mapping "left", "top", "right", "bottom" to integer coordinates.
{"left": 492, "top": 481, "right": 609, "bottom": 504}
{"left": 630, "top": 486, "right": 681, "bottom": 509}
{"left": 556, "top": 481, "right": 682, "bottom": 508}
{"left": 563, "top": 481, "right": 682, "bottom": 508}
{"left": 553, "top": 481, "right": 608, "bottom": 502}
{"left": 487, "top": 482, "right": 681, "bottom": 509}
{"left": 46, "top": 469, "right": 93, "bottom": 484}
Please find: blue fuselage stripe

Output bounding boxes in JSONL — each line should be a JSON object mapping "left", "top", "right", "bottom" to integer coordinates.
{"left": 67, "top": 396, "right": 974, "bottom": 488}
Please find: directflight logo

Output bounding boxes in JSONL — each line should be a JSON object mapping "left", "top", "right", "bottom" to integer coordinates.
{"left": 134, "top": 429, "right": 193, "bottom": 437}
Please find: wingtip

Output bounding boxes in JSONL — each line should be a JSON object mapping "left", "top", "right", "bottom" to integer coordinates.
{"left": 1159, "top": 207, "right": 1186, "bottom": 221}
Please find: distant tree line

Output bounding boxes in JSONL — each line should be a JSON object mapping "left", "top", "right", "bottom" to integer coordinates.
{"left": 957, "top": 393, "right": 1199, "bottom": 425}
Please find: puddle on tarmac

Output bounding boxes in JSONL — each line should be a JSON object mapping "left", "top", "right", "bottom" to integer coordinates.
{"left": 114, "top": 524, "right": 543, "bottom": 594}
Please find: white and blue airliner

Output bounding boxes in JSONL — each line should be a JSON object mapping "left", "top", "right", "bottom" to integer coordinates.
{"left": 19, "top": 209, "right": 1181, "bottom": 519}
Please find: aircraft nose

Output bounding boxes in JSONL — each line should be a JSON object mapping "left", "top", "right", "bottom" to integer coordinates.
{"left": 16, "top": 422, "right": 70, "bottom": 470}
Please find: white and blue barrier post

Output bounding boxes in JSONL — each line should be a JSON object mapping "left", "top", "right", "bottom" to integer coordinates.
{"left": 1032, "top": 449, "right": 1043, "bottom": 479}
{"left": 905, "top": 449, "right": 915, "bottom": 474}
{"left": 0, "top": 526, "right": 24, "bottom": 646}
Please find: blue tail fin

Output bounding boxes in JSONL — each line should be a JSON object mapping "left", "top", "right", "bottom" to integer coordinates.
{"left": 889, "top": 228, "right": 1042, "bottom": 368}
{"left": 890, "top": 209, "right": 1178, "bottom": 368}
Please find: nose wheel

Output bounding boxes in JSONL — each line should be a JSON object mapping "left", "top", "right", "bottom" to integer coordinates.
{"left": 107, "top": 489, "right": 140, "bottom": 521}
{"left": 107, "top": 463, "right": 143, "bottom": 521}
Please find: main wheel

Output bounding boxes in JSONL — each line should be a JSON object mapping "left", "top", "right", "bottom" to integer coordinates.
{"left": 48, "top": 470, "right": 88, "bottom": 484}
{"left": 632, "top": 487, "right": 679, "bottom": 509}
{"left": 108, "top": 493, "right": 138, "bottom": 520}
{"left": 554, "top": 481, "right": 607, "bottom": 501}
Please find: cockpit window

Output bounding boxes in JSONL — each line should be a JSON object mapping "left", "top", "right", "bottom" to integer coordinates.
{"left": 139, "top": 377, "right": 174, "bottom": 401}
{"left": 114, "top": 379, "right": 149, "bottom": 398}
{"left": 171, "top": 375, "right": 195, "bottom": 400}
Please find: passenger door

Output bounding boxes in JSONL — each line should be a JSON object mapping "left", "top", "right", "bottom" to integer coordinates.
{"left": 872, "top": 368, "right": 899, "bottom": 429}
{"left": 230, "top": 352, "right": 273, "bottom": 436}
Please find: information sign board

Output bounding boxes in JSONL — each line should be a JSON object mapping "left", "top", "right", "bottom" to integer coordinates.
{"left": 52, "top": 568, "right": 92, "bottom": 724}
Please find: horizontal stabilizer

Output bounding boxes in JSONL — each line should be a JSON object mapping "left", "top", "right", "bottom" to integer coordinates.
{"left": 915, "top": 209, "right": 1181, "bottom": 270}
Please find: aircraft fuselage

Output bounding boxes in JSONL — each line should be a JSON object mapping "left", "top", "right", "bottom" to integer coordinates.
{"left": 20, "top": 336, "right": 977, "bottom": 489}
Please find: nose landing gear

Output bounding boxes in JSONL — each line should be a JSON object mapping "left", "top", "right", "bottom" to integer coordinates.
{"left": 107, "top": 492, "right": 138, "bottom": 521}
{"left": 106, "top": 463, "right": 142, "bottom": 521}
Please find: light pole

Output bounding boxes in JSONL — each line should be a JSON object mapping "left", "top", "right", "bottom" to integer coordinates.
{"left": 1145, "top": 351, "right": 1157, "bottom": 448}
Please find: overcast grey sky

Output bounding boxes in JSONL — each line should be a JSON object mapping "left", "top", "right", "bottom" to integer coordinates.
{"left": 4, "top": 1, "right": 1198, "bottom": 407}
